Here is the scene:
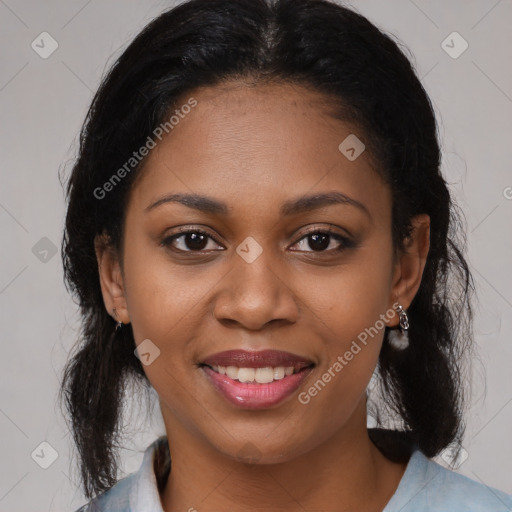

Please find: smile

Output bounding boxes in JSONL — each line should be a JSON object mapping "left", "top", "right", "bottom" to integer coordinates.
{"left": 200, "top": 363, "right": 314, "bottom": 409}
{"left": 206, "top": 364, "right": 304, "bottom": 383}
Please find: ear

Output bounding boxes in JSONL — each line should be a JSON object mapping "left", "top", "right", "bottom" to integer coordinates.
{"left": 387, "top": 214, "right": 430, "bottom": 326}
{"left": 94, "top": 232, "right": 130, "bottom": 325}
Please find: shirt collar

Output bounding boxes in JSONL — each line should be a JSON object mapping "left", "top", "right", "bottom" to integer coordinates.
{"left": 128, "top": 436, "right": 168, "bottom": 511}
{"left": 382, "top": 447, "right": 433, "bottom": 511}
{"left": 126, "top": 431, "right": 422, "bottom": 512}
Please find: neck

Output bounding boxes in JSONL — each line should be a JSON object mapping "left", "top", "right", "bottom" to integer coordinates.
{"left": 160, "top": 399, "right": 408, "bottom": 512}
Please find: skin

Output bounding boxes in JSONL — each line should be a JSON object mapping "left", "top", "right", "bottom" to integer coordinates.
{"left": 95, "top": 81, "right": 430, "bottom": 512}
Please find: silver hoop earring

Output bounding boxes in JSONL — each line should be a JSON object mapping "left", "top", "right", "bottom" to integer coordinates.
{"left": 387, "top": 303, "right": 409, "bottom": 350}
{"left": 113, "top": 308, "right": 123, "bottom": 331}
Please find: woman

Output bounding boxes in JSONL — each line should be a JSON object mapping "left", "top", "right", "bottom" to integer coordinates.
{"left": 60, "top": 0, "right": 512, "bottom": 510}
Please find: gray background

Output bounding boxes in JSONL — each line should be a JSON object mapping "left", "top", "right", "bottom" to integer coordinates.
{"left": 0, "top": 0, "right": 511, "bottom": 510}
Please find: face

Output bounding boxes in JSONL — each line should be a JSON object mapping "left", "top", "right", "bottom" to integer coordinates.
{"left": 97, "top": 80, "right": 429, "bottom": 463}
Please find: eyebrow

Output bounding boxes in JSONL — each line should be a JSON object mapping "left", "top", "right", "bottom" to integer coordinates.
{"left": 144, "top": 191, "right": 370, "bottom": 218}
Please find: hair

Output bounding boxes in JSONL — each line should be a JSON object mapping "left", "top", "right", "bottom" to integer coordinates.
{"left": 60, "top": 0, "right": 475, "bottom": 500}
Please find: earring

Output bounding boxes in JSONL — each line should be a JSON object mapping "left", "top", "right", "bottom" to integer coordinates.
{"left": 387, "top": 303, "right": 409, "bottom": 350}
{"left": 112, "top": 308, "right": 123, "bottom": 331}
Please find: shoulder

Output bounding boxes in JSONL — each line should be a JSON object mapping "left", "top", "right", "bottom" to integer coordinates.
{"left": 72, "top": 436, "right": 170, "bottom": 512}
{"left": 386, "top": 448, "right": 512, "bottom": 512}
{"left": 424, "top": 458, "right": 512, "bottom": 510}
{"left": 73, "top": 473, "right": 136, "bottom": 512}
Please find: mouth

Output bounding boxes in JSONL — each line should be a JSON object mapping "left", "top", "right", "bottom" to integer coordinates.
{"left": 200, "top": 349, "right": 314, "bottom": 372}
{"left": 198, "top": 349, "right": 315, "bottom": 409}
{"left": 199, "top": 363, "right": 314, "bottom": 384}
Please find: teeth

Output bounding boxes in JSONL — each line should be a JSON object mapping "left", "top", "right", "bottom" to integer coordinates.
{"left": 212, "top": 365, "right": 299, "bottom": 383}
{"left": 273, "top": 367, "right": 285, "bottom": 380}
{"left": 238, "top": 367, "right": 256, "bottom": 383}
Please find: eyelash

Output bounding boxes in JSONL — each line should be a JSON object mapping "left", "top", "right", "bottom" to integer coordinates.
{"left": 160, "top": 226, "right": 355, "bottom": 255}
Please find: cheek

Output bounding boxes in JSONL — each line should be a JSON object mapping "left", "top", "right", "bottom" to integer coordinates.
{"left": 122, "top": 236, "right": 237, "bottom": 399}
{"left": 303, "top": 238, "right": 394, "bottom": 342}
{"left": 122, "top": 232, "right": 207, "bottom": 335}
{"left": 122, "top": 247, "right": 213, "bottom": 405}
{"left": 120, "top": 244, "right": 189, "bottom": 379}
{"left": 299, "top": 237, "right": 393, "bottom": 398}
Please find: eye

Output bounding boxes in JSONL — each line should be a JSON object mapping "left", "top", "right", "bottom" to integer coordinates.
{"left": 161, "top": 228, "right": 224, "bottom": 252}
{"left": 161, "top": 226, "right": 354, "bottom": 254}
{"left": 290, "top": 228, "right": 354, "bottom": 253}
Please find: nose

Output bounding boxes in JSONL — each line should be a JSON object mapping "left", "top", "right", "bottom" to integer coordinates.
{"left": 212, "top": 248, "right": 300, "bottom": 331}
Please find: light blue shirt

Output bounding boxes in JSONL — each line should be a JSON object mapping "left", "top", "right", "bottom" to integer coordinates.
{"left": 76, "top": 436, "right": 512, "bottom": 511}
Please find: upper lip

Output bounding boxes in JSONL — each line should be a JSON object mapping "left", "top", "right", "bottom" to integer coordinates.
{"left": 201, "top": 349, "right": 315, "bottom": 370}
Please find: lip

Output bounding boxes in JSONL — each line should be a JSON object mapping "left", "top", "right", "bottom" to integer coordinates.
{"left": 199, "top": 349, "right": 315, "bottom": 410}
{"left": 201, "top": 364, "right": 314, "bottom": 410}
{"left": 201, "top": 349, "right": 314, "bottom": 371}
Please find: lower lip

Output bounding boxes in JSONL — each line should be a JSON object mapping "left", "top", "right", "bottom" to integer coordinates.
{"left": 201, "top": 365, "right": 314, "bottom": 410}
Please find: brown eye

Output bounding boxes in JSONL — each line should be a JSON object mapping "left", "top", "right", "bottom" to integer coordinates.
{"left": 161, "top": 229, "right": 223, "bottom": 252}
{"left": 291, "top": 230, "right": 354, "bottom": 253}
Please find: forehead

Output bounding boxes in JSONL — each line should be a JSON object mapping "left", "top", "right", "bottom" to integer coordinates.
{"left": 127, "top": 81, "right": 390, "bottom": 221}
